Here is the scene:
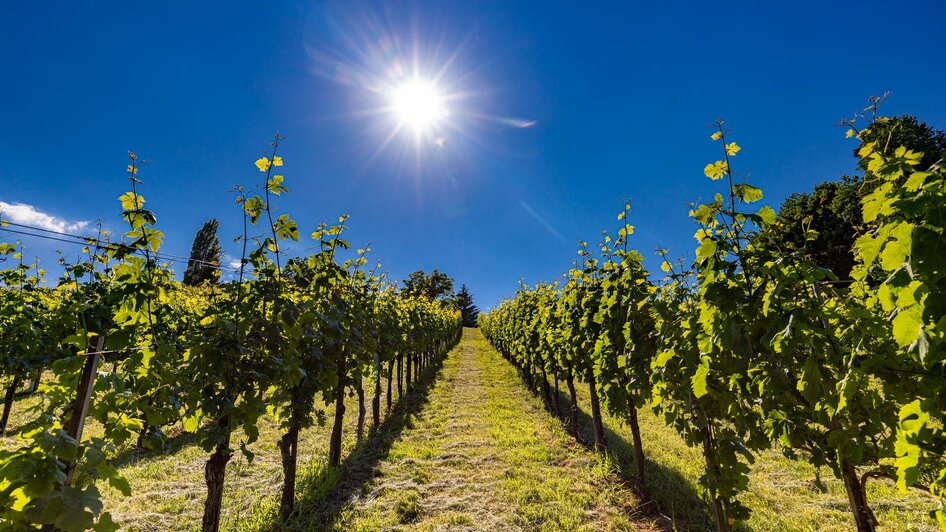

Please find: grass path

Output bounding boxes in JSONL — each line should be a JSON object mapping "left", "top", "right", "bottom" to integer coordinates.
{"left": 318, "top": 328, "right": 658, "bottom": 531}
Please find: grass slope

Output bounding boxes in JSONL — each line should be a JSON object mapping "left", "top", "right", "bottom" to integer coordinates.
{"left": 318, "top": 328, "right": 658, "bottom": 531}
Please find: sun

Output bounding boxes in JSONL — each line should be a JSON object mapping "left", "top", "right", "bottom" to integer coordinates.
{"left": 389, "top": 79, "right": 448, "bottom": 131}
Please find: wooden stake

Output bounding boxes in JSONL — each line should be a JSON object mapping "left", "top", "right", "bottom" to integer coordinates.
{"left": 62, "top": 335, "right": 105, "bottom": 486}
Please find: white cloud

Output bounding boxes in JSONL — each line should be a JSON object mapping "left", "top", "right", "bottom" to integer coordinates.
{"left": 0, "top": 201, "right": 90, "bottom": 234}
{"left": 222, "top": 254, "right": 244, "bottom": 270}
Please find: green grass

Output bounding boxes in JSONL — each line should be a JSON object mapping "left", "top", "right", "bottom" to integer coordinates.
{"left": 323, "top": 328, "right": 658, "bottom": 531}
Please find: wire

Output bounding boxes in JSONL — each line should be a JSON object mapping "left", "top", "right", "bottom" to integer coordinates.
{"left": 14, "top": 345, "right": 156, "bottom": 365}
{"left": 2, "top": 227, "right": 97, "bottom": 247}
{"left": 1, "top": 221, "right": 243, "bottom": 273}
{"left": 3, "top": 221, "right": 97, "bottom": 241}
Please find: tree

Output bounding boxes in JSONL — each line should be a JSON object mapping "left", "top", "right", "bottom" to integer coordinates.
{"left": 455, "top": 284, "right": 479, "bottom": 327}
{"left": 754, "top": 175, "right": 862, "bottom": 280}
{"left": 182, "top": 219, "right": 223, "bottom": 286}
{"left": 401, "top": 269, "right": 454, "bottom": 302}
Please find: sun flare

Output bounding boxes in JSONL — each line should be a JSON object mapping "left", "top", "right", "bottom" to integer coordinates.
{"left": 389, "top": 79, "right": 447, "bottom": 131}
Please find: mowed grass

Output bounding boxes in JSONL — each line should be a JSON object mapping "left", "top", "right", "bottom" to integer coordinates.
{"left": 1, "top": 371, "right": 371, "bottom": 531}
{"left": 325, "top": 328, "right": 658, "bottom": 531}
{"left": 562, "top": 371, "right": 939, "bottom": 531}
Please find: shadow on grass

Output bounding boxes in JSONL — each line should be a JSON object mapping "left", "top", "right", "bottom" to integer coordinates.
{"left": 281, "top": 357, "right": 447, "bottom": 531}
{"left": 547, "top": 384, "right": 715, "bottom": 532}
{"left": 112, "top": 428, "right": 200, "bottom": 469}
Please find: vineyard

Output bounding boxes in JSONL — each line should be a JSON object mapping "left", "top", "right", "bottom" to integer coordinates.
{"left": 2, "top": 107, "right": 944, "bottom": 531}
{"left": 4, "top": 1, "right": 946, "bottom": 529}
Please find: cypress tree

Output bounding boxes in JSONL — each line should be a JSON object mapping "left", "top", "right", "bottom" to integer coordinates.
{"left": 183, "top": 219, "right": 223, "bottom": 286}
{"left": 455, "top": 284, "right": 479, "bottom": 327}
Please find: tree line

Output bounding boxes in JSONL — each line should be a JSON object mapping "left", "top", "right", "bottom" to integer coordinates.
{"left": 182, "top": 227, "right": 479, "bottom": 328}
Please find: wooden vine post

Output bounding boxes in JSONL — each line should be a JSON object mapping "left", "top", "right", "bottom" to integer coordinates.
{"left": 62, "top": 335, "right": 106, "bottom": 486}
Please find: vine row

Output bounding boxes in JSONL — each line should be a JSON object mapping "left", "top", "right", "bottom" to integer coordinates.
{"left": 481, "top": 110, "right": 946, "bottom": 531}
{"left": 0, "top": 141, "right": 462, "bottom": 531}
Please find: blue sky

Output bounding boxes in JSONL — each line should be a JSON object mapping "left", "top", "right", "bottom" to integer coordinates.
{"left": 1, "top": 1, "right": 944, "bottom": 310}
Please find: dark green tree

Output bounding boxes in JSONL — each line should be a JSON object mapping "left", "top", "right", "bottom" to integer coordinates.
{"left": 756, "top": 115, "right": 945, "bottom": 281}
{"left": 455, "top": 284, "right": 479, "bottom": 327}
{"left": 401, "top": 269, "right": 454, "bottom": 302}
{"left": 754, "top": 176, "right": 862, "bottom": 280}
{"left": 182, "top": 219, "right": 223, "bottom": 286}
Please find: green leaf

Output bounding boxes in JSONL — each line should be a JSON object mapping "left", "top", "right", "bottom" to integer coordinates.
{"left": 8, "top": 487, "right": 30, "bottom": 512}
{"left": 117, "top": 192, "right": 142, "bottom": 211}
{"left": 691, "top": 204, "right": 717, "bottom": 225}
{"left": 704, "top": 161, "right": 728, "bottom": 180}
{"left": 108, "top": 475, "right": 132, "bottom": 497}
{"left": 692, "top": 357, "right": 710, "bottom": 398}
{"left": 894, "top": 400, "right": 928, "bottom": 492}
{"left": 880, "top": 222, "right": 913, "bottom": 270}
{"left": 696, "top": 239, "right": 717, "bottom": 260}
{"left": 183, "top": 413, "right": 201, "bottom": 433}
{"left": 903, "top": 171, "right": 929, "bottom": 192}
{"left": 797, "top": 357, "right": 823, "bottom": 405}
{"left": 877, "top": 283, "right": 896, "bottom": 312}
{"left": 756, "top": 205, "right": 776, "bottom": 225}
{"left": 240, "top": 442, "right": 255, "bottom": 463}
{"left": 53, "top": 485, "right": 102, "bottom": 532}
{"left": 891, "top": 305, "right": 923, "bottom": 348}
{"left": 93, "top": 513, "right": 119, "bottom": 532}
{"left": 737, "top": 184, "right": 763, "bottom": 203}
{"left": 653, "top": 349, "right": 674, "bottom": 368}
